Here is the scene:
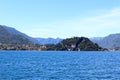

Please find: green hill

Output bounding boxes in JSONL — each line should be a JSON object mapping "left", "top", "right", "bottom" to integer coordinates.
{"left": 46, "top": 37, "right": 103, "bottom": 51}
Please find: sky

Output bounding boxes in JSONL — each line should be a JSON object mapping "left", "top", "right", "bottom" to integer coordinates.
{"left": 0, "top": 0, "right": 120, "bottom": 38}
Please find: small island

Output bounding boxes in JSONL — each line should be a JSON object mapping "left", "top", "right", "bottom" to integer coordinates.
{"left": 45, "top": 37, "right": 103, "bottom": 51}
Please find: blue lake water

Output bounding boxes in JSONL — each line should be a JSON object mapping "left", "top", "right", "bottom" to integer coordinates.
{"left": 0, "top": 51, "right": 120, "bottom": 80}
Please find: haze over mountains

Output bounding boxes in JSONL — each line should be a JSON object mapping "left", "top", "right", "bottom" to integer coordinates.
{"left": 36, "top": 38, "right": 62, "bottom": 44}
{"left": 0, "top": 25, "right": 120, "bottom": 49}
{"left": 91, "top": 34, "right": 120, "bottom": 48}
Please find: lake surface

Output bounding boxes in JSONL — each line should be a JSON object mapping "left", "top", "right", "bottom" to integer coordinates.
{"left": 0, "top": 51, "right": 120, "bottom": 80}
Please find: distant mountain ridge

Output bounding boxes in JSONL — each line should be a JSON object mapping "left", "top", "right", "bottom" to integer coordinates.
{"left": 90, "top": 37, "right": 103, "bottom": 42}
{"left": 90, "top": 33, "right": 120, "bottom": 48}
{"left": 35, "top": 38, "right": 62, "bottom": 44}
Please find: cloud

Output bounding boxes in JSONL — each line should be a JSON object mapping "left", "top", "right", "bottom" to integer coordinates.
{"left": 26, "top": 7, "right": 120, "bottom": 38}
{"left": 82, "top": 7, "right": 120, "bottom": 31}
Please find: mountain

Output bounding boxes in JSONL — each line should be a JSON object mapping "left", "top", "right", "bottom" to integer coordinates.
{"left": 35, "top": 38, "right": 62, "bottom": 44}
{"left": 0, "top": 25, "right": 32, "bottom": 45}
{"left": 1, "top": 25, "right": 62, "bottom": 44}
{"left": 3, "top": 25, "right": 38, "bottom": 44}
{"left": 46, "top": 37, "right": 103, "bottom": 51}
{"left": 90, "top": 33, "right": 120, "bottom": 48}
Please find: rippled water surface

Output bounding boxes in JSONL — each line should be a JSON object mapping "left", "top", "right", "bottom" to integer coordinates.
{"left": 0, "top": 51, "right": 120, "bottom": 80}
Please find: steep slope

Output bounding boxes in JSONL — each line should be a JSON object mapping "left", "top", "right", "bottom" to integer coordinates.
{"left": 0, "top": 25, "right": 32, "bottom": 45}
{"left": 3, "top": 25, "right": 38, "bottom": 43}
{"left": 91, "top": 33, "right": 120, "bottom": 48}
{"left": 46, "top": 37, "right": 103, "bottom": 51}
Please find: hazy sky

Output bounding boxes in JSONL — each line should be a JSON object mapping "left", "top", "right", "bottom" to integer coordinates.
{"left": 0, "top": 0, "right": 120, "bottom": 38}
